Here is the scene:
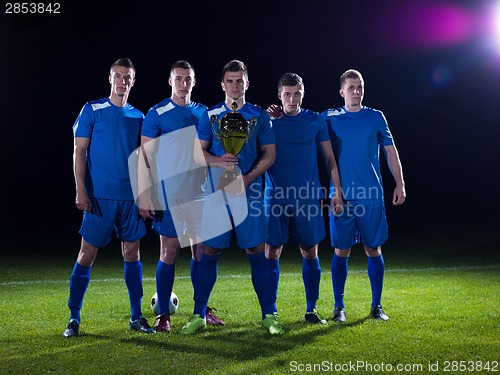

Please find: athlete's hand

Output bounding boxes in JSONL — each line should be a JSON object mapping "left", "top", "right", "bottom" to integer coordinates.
{"left": 75, "top": 190, "right": 91, "bottom": 213}
{"left": 331, "top": 196, "right": 344, "bottom": 216}
{"left": 267, "top": 104, "right": 282, "bottom": 119}
{"left": 392, "top": 185, "right": 406, "bottom": 205}
{"left": 138, "top": 194, "right": 155, "bottom": 220}
{"left": 218, "top": 153, "right": 238, "bottom": 169}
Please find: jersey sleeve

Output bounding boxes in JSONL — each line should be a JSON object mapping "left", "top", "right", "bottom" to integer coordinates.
{"left": 316, "top": 117, "right": 330, "bottom": 143}
{"left": 141, "top": 108, "right": 161, "bottom": 138}
{"left": 72, "top": 103, "right": 94, "bottom": 138}
{"left": 376, "top": 111, "right": 394, "bottom": 146}
{"left": 257, "top": 110, "right": 275, "bottom": 146}
{"left": 197, "top": 109, "right": 213, "bottom": 142}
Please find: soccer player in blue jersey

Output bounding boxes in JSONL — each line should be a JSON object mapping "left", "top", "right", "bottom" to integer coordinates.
{"left": 138, "top": 60, "right": 224, "bottom": 332}
{"left": 322, "top": 69, "right": 406, "bottom": 322}
{"left": 265, "top": 73, "right": 344, "bottom": 326}
{"left": 63, "top": 58, "right": 155, "bottom": 338}
{"left": 180, "top": 60, "right": 281, "bottom": 334}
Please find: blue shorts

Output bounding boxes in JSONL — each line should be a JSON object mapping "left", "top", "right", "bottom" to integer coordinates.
{"left": 79, "top": 197, "right": 146, "bottom": 247}
{"left": 152, "top": 200, "right": 203, "bottom": 244}
{"left": 329, "top": 200, "right": 388, "bottom": 250}
{"left": 266, "top": 201, "right": 325, "bottom": 247}
{"left": 203, "top": 199, "right": 267, "bottom": 249}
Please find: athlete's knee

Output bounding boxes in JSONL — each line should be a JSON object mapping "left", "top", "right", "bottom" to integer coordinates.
{"left": 191, "top": 243, "right": 204, "bottom": 261}
{"left": 246, "top": 243, "right": 265, "bottom": 255}
{"left": 77, "top": 239, "right": 98, "bottom": 266}
{"left": 334, "top": 247, "right": 351, "bottom": 258}
{"left": 364, "top": 246, "right": 382, "bottom": 257}
{"left": 122, "top": 240, "right": 140, "bottom": 262}
{"left": 159, "top": 236, "right": 180, "bottom": 264}
{"left": 204, "top": 245, "right": 222, "bottom": 256}
{"left": 300, "top": 244, "right": 318, "bottom": 260}
{"left": 265, "top": 244, "right": 282, "bottom": 260}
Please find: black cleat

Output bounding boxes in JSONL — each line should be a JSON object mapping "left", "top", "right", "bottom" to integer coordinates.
{"left": 130, "top": 317, "right": 156, "bottom": 333}
{"left": 304, "top": 310, "right": 328, "bottom": 325}
{"left": 371, "top": 305, "right": 389, "bottom": 321}
{"left": 333, "top": 307, "right": 346, "bottom": 322}
{"left": 63, "top": 319, "right": 80, "bottom": 338}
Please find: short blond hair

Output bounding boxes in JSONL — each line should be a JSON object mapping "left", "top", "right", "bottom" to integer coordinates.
{"left": 340, "top": 69, "right": 363, "bottom": 87}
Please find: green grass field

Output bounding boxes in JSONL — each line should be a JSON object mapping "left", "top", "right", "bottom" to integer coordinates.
{"left": 0, "top": 227, "right": 498, "bottom": 375}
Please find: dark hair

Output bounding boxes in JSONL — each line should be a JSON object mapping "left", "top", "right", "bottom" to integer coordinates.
{"left": 221, "top": 59, "right": 248, "bottom": 82}
{"left": 110, "top": 58, "right": 136, "bottom": 74}
{"left": 278, "top": 72, "right": 303, "bottom": 91}
{"left": 340, "top": 69, "right": 363, "bottom": 87}
{"left": 171, "top": 60, "right": 195, "bottom": 75}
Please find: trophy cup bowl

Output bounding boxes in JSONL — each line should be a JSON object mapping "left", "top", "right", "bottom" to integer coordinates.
{"left": 210, "top": 102, "right": 257, "bottom": 185}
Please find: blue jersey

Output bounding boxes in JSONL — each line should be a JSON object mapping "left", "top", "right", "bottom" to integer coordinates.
{"left": 197, "top": 102, "right": 275, "bottom": 199}
{"left": 265, "top": 109, "right": 329, "bottom": 203}
{"left": 142, "top": 98, "right": 208, "bottom": 201}
{"left": 73, "top": 98, "right": 143, "bottom": 200}
{"left": 322, "top": 106, "right": 394, "bottom": 201}
{"left": 141, "top": 98, "right": 206, "bottom": 138}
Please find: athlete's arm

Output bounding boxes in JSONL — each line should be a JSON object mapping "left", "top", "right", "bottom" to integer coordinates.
{"left": 137, "top": 135, "right": 156, "bottom": 219}
{"left": 242, "top": 143, "right": 276, "bottom": 188}
{"left": 319, "top": 140, "right": 344, "bottom": 214}
{"left": 73, "top": 137, "right": 91, "bottom": 212}
{"left": 384, "top": 144, "right": 406, "bottom": 205}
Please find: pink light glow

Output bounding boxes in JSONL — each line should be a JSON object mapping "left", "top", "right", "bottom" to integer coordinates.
{"left": 381, "top": 3, "right": 472, "bottom": 49}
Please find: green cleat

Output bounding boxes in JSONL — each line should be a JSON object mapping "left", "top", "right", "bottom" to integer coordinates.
{"left": 179, "top": 314, "right": 206, "bottom": 335}
{"left": 261, "top": 313, "right": 285, "bottom": 335}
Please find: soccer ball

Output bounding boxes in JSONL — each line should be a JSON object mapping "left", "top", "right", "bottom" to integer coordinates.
{"left": 151, "top": 291, "right": 179, "bottom": 315}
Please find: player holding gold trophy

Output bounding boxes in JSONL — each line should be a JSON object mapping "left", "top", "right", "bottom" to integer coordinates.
{"left": 180, "top": 60, "right": 283, "bottom": 335}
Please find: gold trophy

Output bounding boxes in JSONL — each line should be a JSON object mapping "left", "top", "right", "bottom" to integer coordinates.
{"left": 210, "top": 102, "right": 257, "bottom": 184}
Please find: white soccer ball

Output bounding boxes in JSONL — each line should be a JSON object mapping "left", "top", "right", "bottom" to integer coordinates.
{"left": 151, "top": 291, "right": 179, "bottom": 315}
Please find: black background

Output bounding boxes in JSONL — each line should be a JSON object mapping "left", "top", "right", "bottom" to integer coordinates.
{"left": 2, "top": 0, "right": 499, "bottom": 250}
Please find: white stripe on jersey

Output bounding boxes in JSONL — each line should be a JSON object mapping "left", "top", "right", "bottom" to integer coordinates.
{"left": 91, "top": 102, "right": 111, "bottom": 111}
{"left": 156, "top": 102, "right": 175, "bottom": 116}
{"left": 208, "top": 105, "right": 226, "bottom": 118}
{"left": 327, "top": 108, "right": 346, "bottom": 116}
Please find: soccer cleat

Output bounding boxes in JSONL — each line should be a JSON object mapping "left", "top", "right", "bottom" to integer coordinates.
{"left": 130, "top": 317, "right": 156, "bottom": 333}
{"left": 371, "top": 305, "right": 389, "bottom": 321}
{"left": 261, "top": 313, "right": 285, "bottom": 335}
{"left": 304, "top": 310, "right": 328, "bottom": 325}
{"left": 63, "top": 319, "right": 80, "bottom": 338}
{"left": 179, "top": 314, "right": 206, "bottom": 335}
{"left": 333, "top": 307, "right": 346, "bottom": 322}
{"left": 154, "top": 313, "right": 171, "bottom": 332}
{"left": 206, "top": 306, "right": 225, "bottom": 326}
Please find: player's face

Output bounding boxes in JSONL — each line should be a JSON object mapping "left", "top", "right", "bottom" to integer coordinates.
{"left": 221, "top": 71, "right": 249, "bottom": 101}
{"left": 169, "top": 68, "right": 195, "bottom": 101}
{"left": 278, "top": 85, "right": 304, "bottom": 116}
{"left": 109, "top": 66, "right": 135, "bottom": 98}
{"left": 340, "top": 78, "right": 364, "bottom": 110}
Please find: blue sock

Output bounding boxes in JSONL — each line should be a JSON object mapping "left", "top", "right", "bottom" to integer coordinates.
{"left": 367, "top": 254, "right": 385, "bottom": 308}
{"left": 302, "top": 257, "right": 321, "bottom": 313}
{"left": 331, "top": 253, "right": 348, "bottom": 309}
{"left": 156, "top": 260, "right": 175, "bottom": 315}
{"left": 267, "top": 258, "right": 280, "bottom": 300}
{"left": 68, "top": 262, "right": 91, "bottom": 323}
{"left": 193, "top": 253, "right": 219, "bottom": 318}
{"left": 190, "top": 258, "right": 198, "bottom": 289}
{"left": 124, "top": 260, "right": 144, "bottom": 321}
{"left": 247, "top": 251, "right": 276, "bottom": 319}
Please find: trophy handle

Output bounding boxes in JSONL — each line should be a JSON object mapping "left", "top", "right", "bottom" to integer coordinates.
{"left": 245, "top": 117, "right": 258, "bottom": 143}
{"left": 209, "top": 114, "right": 221, "bottom": 141}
